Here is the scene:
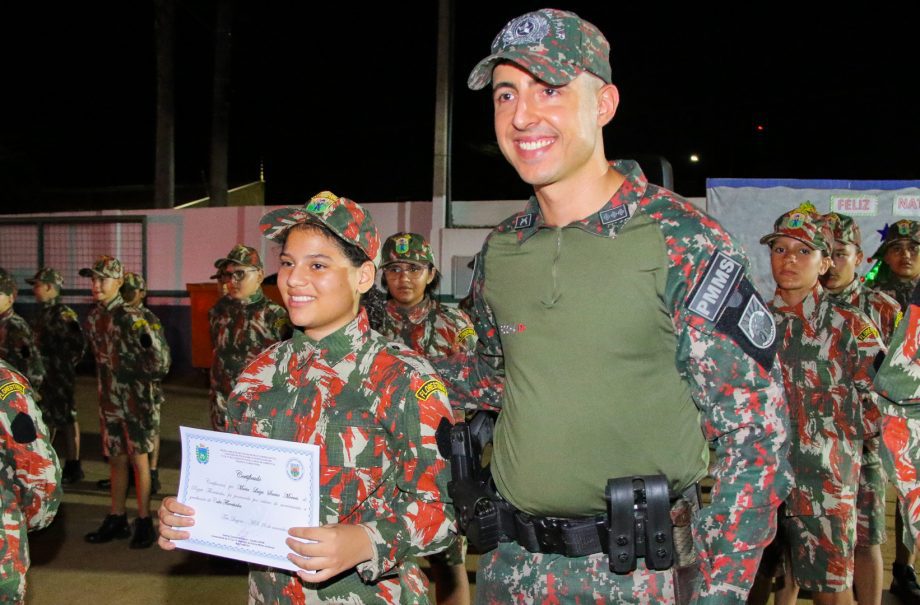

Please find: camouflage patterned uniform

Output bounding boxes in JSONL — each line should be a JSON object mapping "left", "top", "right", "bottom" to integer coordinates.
{"left": 0, "top": 274, "right": 44, "bottom": 393}
{"left": 378, "top": 231, "right": 477, "bottom": 361}
{"left": 769, "top": 284, "right": 883, "bottom": 589}
{"left": 761, "top": 207, "right": 885, "bottom": 591}
{"left": 85, "top": 293, "right": 171, "bottom": 456}
{"left": 27, "top": 269, "right": 85, "bottom": 429}
{"left": 380, "top": 298, "right": 476, "bottom": 362}
{"left": 209, "top": 288, "right": 290, "bottom": 431}
{"left": 874, "top": 287, "right": 920, "bottom": 551}
{"left": 0, "top": 359, "right": 61, "bottom": 603}
{"left": 378, "top": 233, "right": 477, "bottom": 574}
{"left": 227, "top": 312, "right": 455, "bottom": 602}
{"left": 435, "top": 158, "right": 791, "bottom": 603}
{"left": 823, "top": 212, "right": 900, "bottom": 550}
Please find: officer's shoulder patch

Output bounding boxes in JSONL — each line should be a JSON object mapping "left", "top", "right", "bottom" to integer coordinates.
{"left": 687, "top": 251, "right": 776, "bottom": 371}
{"left": 896, "top": 310, "right": 904, "bottom": 328}
{"left": 513, "top": 213, "right": 535, "bottom": 230}
{"left": 857, "top": 324, "right": 879, "bottom": 342}
{"left": 62, "top": 308, "right": 79, "bottom": 322}
{"left": 0, "top": 381, "right": 26, "bottom": 400}
{"left": 415, "top": 379, "right": 447, "bottom": 401}
{"left": 687, "top": 250, "right": 744, "bottom": 323}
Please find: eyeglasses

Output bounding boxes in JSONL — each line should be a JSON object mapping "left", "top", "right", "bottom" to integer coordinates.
{"left": 220, "top": 268, "right": 259, "bottom": 282}
{"left": 383, "top": 264, "right": 428, "bottom": 277}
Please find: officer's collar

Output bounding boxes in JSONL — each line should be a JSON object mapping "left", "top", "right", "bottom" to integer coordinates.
{"left": 771, "top": 283, "right": 823, "bottom": 323}
{"left": 102, "top": 294, "right": 124, "bottom": 311}
{"left": 385, "top": 296, "right": 434, "bottom": 325}
{"left": 507, "top": 159, "right": 646, "bottom": 243}
{"left": 292, "top": 308, "right": 370, "bottom": 367}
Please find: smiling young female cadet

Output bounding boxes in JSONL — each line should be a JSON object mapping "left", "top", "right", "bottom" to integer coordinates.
{"left": 158, "top": 191, "right": 456, "bottom": 604}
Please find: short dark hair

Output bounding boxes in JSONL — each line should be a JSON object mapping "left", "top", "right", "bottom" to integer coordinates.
{"left": 282, "top": 222, "right": 370, "bottom": 268}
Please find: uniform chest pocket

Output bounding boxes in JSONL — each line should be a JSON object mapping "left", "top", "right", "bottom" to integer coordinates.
{"left": 802, "top": 360, "right": 862, "bottom": 438}
{"left": 321, "top": 423, "right": 391, "bottom": 521}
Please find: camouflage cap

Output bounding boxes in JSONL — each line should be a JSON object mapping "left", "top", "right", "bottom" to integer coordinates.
{"left": 468, "top": 9, "right": 611, "bottom": 91}
{"left": 823, "top": 212, "right": 862, "bottom": 248}
{"left": 259, "top": 190, "right": 381, "bottom": 266}
{"left": 0, "top": 271, "right": 15, "bottom": 296}
{"left": 760, "top": 203, "right": 830, "bottom": 253}
{"left": 26, "top": 267, "right": 64, "bottom": 288}
{"left": 214, "top": 244, "right": 263, "bottom": 270}
{"left": 121, "top": 272, "right": 146, "bottom": 293}
{"left": 78, "top": 255, "right": 124, "bottom": 279}
{"left": 381, "top": 233, "right": 435, "bottom": 267}
{"left": 872, "top": 219, "right": 920, "bottom": 260}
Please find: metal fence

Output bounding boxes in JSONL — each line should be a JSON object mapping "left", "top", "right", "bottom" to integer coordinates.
{"left": 0, "top": 217, "right": 147, "bottom": 294}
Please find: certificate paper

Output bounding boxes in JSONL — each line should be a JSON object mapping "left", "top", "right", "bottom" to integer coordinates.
{"left": 175, "top": 426, "right": 320, "bottom": 571}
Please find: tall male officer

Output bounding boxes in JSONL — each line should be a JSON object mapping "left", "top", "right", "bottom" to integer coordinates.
{"left": 434, "top": 8, "right": 791, "bottom": 604}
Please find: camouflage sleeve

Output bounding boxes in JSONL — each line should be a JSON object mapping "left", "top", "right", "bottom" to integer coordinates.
{"left": 846, "top": 311, "right": 886, "bottom": 436}
{"left": 61, "top": 307, "right": 86, "bottom": 367}
{"left": 4, "top": 319, "right": 45, "bottom": 393}
{"left": 430, "top": 248, "right": 504, "bottom": 410}
{"left": 355, "top": 369, "right": 456, "bottom": 582}
{"left": 876, "top": 297, "right": 920, "bottom": 406}
{"left": 123, "top": 309, "right": 171, "bottom": 380}
{"left": 655, "top": 203, "right": 791, "bottom": 603}
{"left": 450, "top": 307, "right": 478, "bottom": 355}
{"left": 873, "top": 284, "right": 920, "bottom": 549}
{"left": 0, "top": 364, "right": 62, "bottom": 532}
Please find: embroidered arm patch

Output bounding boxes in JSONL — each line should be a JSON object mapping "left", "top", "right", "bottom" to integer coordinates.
{"left": 687, "top": 251, "right": 777, "bottom": 371}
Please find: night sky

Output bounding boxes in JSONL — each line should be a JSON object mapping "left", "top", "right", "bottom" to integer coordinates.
{"left": 1, "top": 2, "right": 917, "bottom": 213}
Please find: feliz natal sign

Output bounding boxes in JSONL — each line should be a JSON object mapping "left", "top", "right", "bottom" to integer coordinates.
{"left": 829, "top": 195, "right": 878, "bottom": 216}
{"left": 893, "top": 195, "right": 920, "bottom": 217}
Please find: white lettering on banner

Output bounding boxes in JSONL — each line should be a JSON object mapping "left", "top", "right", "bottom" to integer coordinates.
{"left": 830, "top": 195, "right": 878, "bottom": 216}
{"left": 894, "top": 195, "right": 920, "bottom": 217}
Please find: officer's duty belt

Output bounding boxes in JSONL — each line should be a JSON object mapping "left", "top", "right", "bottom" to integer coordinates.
{"left": 491, "top": 478, "right": 699, "bottom": 573}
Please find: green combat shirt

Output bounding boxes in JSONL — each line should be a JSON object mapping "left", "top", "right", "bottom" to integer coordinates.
{"left": 435, "top": 159, "right": 792, "bottom": 602}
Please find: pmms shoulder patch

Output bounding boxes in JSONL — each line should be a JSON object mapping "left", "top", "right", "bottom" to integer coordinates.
{"left": 688, "top": 250, "right": 777, "bottom": 370}
{"left": 688, "top": 251, "right": 743, "bottom": 322}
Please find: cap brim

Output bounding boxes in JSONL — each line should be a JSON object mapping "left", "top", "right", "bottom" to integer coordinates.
{"left": 760, "top": 232, "right": 822, "bottom": 251}
{"left": 468, "top": 50, "right": 580, "bottom": 90}
{"left": 78, "top": 268, "right": 97, "bottom": 278}
{"left": 259, "top": 207, "right": 315, "bottom": 242}
{"left": 381, "top": 259, "right": 429, "bottom": 268}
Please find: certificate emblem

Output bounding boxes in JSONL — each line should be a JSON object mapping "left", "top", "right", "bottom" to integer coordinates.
{"left": 196, "top": 445, "right": 209, "bottom": 464}
{"left": 287, "top": 459, "right": 303, "bottom": 481}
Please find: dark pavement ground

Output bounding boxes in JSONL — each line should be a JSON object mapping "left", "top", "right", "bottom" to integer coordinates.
{"left": 22, "top": 375, "right": 906, "bottom": 604}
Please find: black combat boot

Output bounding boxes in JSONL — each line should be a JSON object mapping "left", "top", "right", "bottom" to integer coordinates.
{"left": 60, "top": 460, "right": 84, "bottom": 484}
{"left": 129, "top": 517, "right": 156, "bottom": 549}
{"left": 85, "top": 513, "right": 131, "bottom": 544}
{"left": 892, "top": 563, "right": 920, "bottom": 605}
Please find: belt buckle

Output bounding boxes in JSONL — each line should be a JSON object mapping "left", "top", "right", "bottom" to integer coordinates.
{"left": 534, "top": 517, "right": 565, "bottom": 554}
